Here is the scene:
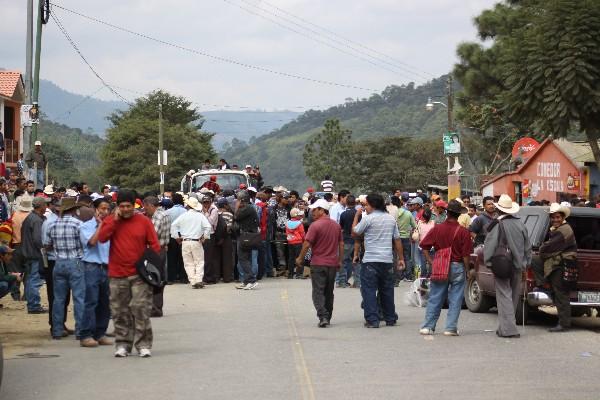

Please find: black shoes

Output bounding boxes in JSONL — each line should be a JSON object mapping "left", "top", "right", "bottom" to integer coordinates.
{"left": 318, "top": 318, "right": 330, "bottom": 328}
{"left": 548, "top": 324, "right": 569, "bottom": 332}
{"left": 496, "top": 330, "right": 520, "bottom": 338}
{"left": 28, "top": 308, "right": 48, "bottom": 314}
{"left": 385, "top": 321, "right": 397, "bottom": 327}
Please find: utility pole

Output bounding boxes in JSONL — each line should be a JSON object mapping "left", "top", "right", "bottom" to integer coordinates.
{"left": 447, "top": 75, "right": 454, "bottom": 132}
{"left": 446, "top": 74, "right": 460, "bottom": 200}
{"left": 24, "top": 0, "right": 34, "bottom": 153}
{"left": 159, "top": 103, "right": 164, "bottom": 194}
{"left": 31, "top": 0, "right": 45, "bottom": 145}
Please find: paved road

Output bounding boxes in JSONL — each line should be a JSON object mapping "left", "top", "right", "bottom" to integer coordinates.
{"left": 2, "top": 279, "right": 600, "bottom": 400}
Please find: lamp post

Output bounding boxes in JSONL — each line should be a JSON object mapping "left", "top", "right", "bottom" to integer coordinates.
{"left": 426, "top": 75, "right": 460, "bottom": 200}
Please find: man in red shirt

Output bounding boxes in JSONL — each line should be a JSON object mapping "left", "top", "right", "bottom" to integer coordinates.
{"left": 296, "top": 199, "right": 343, "bottom": 328}
{"left": 98, "top": 190, "right": 160, "bottom": 358}
{"left": 418, "top": 199, "right": 473, "bottom": 336}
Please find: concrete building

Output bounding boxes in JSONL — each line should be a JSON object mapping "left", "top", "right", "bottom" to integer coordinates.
{"left": 0, "top": 70, "right": 25, "bottom": 169}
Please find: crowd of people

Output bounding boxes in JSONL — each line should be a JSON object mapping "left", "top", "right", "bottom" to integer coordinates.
{"left": 0, "top": 163, "right": 586, "bottom": 358}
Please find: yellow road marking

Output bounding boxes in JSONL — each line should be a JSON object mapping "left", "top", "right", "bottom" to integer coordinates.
{"left": 281, "top": 287, "right": 316, "bottom": 400}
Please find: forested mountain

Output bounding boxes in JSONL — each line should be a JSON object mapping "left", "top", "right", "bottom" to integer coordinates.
{"left": 37, "top": 117, "right": 106, "bottom": 189}
{"left": 221, "top": 75, "right": 454, "bottom": 189}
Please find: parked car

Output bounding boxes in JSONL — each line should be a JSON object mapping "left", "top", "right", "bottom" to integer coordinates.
{"left": 465, "top": 206, "right": 600, "bottom": 324}
{"left": 180, "top": 169, "right": 256, "bottom": 194}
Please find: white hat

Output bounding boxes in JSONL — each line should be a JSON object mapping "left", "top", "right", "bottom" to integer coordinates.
{"left": 17, "top": 195, "right": 34, "bottom": 212}
{"left": 65, "top": 188, "right": 78, "bottom": 197}
{"left": 184, "top": 196, "right": 203, "bottom": 211}
{"left": 309, "top": 198, "right": 331, "bottom": 211}
{"left": 290, "top": 208, "right": 302, "bottom": 217}
{"left": 494, "top": 194, "right": 520, "bottom": 214}
{"left": 548, "top": 202, "right": 571, "bottom": 218}
{"left": 245, "top": 164, "right": 252, "bottom": 169}
{"left": 34, "top": 140, "right": 42, "bottom": 146}
{"left": 43, "top": 185, "right": 55, "bottom": 195}
{"left": 248, "top": 186, "right": 257, "bottom": 193}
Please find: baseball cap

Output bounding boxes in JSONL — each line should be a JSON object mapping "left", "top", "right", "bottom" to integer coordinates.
{"left": 400, "top": 192, "right": 410, "bottom": 201}
{"left": 34, "top": 140, "right": 42, "bottom": 146}
{"left": 245, "top": 164, "right": 252, "bottom": 169}
{"left": 248, "top": 186, "right": 257, "bottom": 193}
{"left": 431, "top": 194, "right": 441, "bottom": 201}
{"left": 434, "top": 200, "right": 448, "bottom": 209}
{"left": 309, "top": 198, "right": 331, "bottom": 211}
{"left": 0, "top": 244, "right": 14, "bottom": 255}
{"left": 408, "top": 197, "right": 423, "bottom": 206}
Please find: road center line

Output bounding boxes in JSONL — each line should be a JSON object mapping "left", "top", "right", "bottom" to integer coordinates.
{"left": 280, "top": 287, "right": 316, "bottom": 400}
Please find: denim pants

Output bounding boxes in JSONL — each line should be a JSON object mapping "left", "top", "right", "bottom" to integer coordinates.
{"left": 336, "top": 243, "right": 354, "bottom": 285}
{"left": 80, "top": 262, "right": 110, "bottom": 340}
{"left": 237, "top": 242, "right": 256, "bottom": 284}
{"left": 399, "top": 238, "right": 413, "bottom": 280}
{"left": 52, "top": 259, "right": 85, "bottom": 338}
{"left": 360, "top": 262, "right": 396, "bottom": 325}
{"left": 422, "top": 262, "right": 466, "bottom": 332}
{"left": 0, "top": 280, "right": 15, "bottom": 299}
{"left": 262, "top": 240, "right": 273, "bottom": 276}
{"left": 237, "top": 248, "right": 258, "bottom": 282}
{"left": 25, "top": 259, "right": 44, "bottom": 312}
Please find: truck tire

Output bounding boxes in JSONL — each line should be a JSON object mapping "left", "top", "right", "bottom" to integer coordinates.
{"left": 465, "top": 278, "right": 494, "bottom": 313}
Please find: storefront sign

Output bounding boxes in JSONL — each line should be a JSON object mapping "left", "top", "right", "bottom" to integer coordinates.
{"left": 512, "top": 137, "right": 539, "bottom": 160}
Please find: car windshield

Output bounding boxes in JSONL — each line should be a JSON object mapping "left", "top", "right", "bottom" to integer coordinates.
{"left": 193, "top": 174, "right": 247, "bottom": 192}
{"left": 568, "top": 216, "right": 600, "bottom": 250}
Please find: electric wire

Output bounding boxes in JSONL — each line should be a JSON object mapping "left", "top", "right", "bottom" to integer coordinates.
{"left": 54, "top": 85, "right": 106, "bottom": 121}
{"left": 50, "top": 12, "right": 131, "bottom": 105}
{"left": 241, "top": 0, "right": 435, "bottom": 79}
{"left": 220, "top": 0, "right": 425, "bottom": 82}
{"left": 49, "top": 3, "right": 378, "bottom": 92}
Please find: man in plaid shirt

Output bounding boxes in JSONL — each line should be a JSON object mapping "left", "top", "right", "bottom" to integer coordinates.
{"left": 199, "top": 175, "right": 221, "bottom": 194}
{"left": 143, "top": 196, "right": 170, "bottom": 317}
{"left": 44, "top": 197, "right": 86, "bottom": 340}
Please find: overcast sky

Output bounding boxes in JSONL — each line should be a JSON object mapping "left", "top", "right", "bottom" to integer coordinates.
{"left": 1, "top": 0, "right": 496, "bottom": 111}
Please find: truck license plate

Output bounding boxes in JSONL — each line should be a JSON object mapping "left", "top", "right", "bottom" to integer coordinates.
{"left": 578, "top": 291, "right": 600, "bottom": 303}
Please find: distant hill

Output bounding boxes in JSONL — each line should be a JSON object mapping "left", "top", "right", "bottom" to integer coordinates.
{"left": 221, "top": 75, "right": 454, "bottom": 189}
{"left": 39, "top": 80, "right": 300, "bottom": 147}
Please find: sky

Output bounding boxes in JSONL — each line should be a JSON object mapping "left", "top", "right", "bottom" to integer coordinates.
{"left": 1, "top": 0, "right": 497, "bottom": 112}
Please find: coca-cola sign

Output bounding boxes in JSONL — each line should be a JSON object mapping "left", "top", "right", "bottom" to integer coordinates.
{"left": 512, "top": 137, "right": 540, "bottom": 160}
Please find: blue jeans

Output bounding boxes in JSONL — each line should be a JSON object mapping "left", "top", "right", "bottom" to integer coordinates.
{"left": 353, "top": 262, "right": 361, "bottom": 288}
{"left": 52, "top": 259, "right": 85, "bottom": 338}
{"left": 262, "top": 240, "right": 273, "bottom": 276}
{"left": 422, "top": 262, "right": 466, "bottom": 332}
{"left": 80, "top": 262, "right": 110, "bottom": 340}
{"left": 360, "top": 262, "right": 396, "bottom": 325}
{"left": 0, "top": 280, "right": 15, "bottom": 299}
{"left": 237, "top": 248, "right": 258, "bottom": 282}
{"left": 336, "top": 243, "right": 354, "bottom": 285}
{"left": 25, "top": 259, "right": 43, "bottom": 311}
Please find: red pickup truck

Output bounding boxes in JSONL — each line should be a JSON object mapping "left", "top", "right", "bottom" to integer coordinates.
{"left": 465, "top": 206, "right": 600, "bottom": 324}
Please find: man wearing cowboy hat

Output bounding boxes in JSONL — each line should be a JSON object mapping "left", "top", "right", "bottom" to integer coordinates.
{"left": 533, "top": 202, "right": 577, "bottom": 332}
{"left": 419, "top": 199, "right": 472, "bottom": 336}
{"left": 170, "top": 196, "right": 212, "bottom": 289}
{"left": 21, "top": 196, "right": 50, "bottom": 314}
{"left": 45, "top": 197, "right": 86, "bottom": 339}
{"left": 483, "top": 194, "right": 532, "bottom": 338}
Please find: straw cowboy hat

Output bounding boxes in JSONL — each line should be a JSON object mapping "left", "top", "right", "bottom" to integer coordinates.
{"left": 184, "top": 196, "right": 203, "bottom": 211}
{"left": 547, "top": 202, "right": 571, "bottom": 218}
{"left": 58, "top": 197, "right": 82, "bottom": 214}
{"left": 17, "top": 195, "right": 34, "bottom": 212}
{"left": 494, "top": 194, "right": 520, "bottom": 214}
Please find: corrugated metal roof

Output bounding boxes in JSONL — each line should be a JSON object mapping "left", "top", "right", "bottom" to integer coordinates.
{"left": 554, "top": 138, "right": 596, "bottom": 164}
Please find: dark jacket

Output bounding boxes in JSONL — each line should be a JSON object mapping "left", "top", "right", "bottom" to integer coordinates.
{"left": 539, "top": 222, "right": 577, "bottom": 277}
{"left": 234, "top": 203, "right": 259, "bottom": 233}
{"left": 21, "top": 211, "right": 45, "bottom": 260}
{"left": 1, "top": 259, "right": 17, "bottom": 284}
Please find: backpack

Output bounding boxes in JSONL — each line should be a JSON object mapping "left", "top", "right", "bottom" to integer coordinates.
{"left": 213, "top": 214, "right": 228, "bottom": 244}
{"left": 490, "top": 219, "right": 514, "bottom": 279}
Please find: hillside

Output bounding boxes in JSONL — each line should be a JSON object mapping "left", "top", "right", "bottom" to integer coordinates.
{"left": 221, "top": 75, "right": 454, "bottom": 189}
{"left": 39, "top": 80, "right": 300, "bottom": 148}
{"left": 37, "top": 117, "right": 106, "bottom": 189}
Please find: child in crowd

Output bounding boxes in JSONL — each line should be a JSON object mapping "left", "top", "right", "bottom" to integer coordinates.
{"left": 286, "top": 208, "right": 305, "bottom": 279}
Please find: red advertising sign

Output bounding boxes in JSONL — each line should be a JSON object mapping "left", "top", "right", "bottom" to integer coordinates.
{"left": 512, "top": 137, "right": 540, "bottom": 160}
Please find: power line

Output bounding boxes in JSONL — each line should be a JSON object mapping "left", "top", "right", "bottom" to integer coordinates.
{"left": 249, "top": 0, "right": 435, "bottom": 79}
{"left": 50, "top": 12, "right": 131, "bottom": 105}
{"left": 220, "top": 0, "right": 425, "bottom": 82}
{"left": 49, "top": 3, "right": 378, "bottom": 92}
{"left": 54, "top": 85, "right": 105, "bottom": 121}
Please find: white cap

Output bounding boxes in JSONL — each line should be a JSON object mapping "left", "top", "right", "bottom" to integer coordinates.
{"left": 309, "top": 198, "right": 331, "bottom": 211}
{"left": 245, "top": 164, "right": 252, "bottom": 169}
{"left": 34, "top": 140, "right": 42, "bottom": 146}
{"left": 248, "top": 186, "right": 257, "bottom": 193}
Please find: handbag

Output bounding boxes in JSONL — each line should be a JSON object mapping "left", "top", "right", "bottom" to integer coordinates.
{"left": 411, "top": 220, "right": 420, "bottom": 242}
{"left": 430, "top": 227, "right": 460, "bottom": 282}
{"left": 490, "top": 221, "right": 514, "bottom": 279}
{"left": 239, "top": 231, "right": 261, "bottom": 250}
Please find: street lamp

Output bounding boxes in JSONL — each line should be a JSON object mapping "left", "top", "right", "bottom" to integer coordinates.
{"left": 426, "top": 97, "right": 447, "bottom": 111}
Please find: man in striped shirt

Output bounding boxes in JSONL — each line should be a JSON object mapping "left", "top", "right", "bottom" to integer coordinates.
{"left": 353, "top": 194, "right": 405, "bottom": 328}
{"left": 320, "top": 175, "right": 334, "bottom": 193}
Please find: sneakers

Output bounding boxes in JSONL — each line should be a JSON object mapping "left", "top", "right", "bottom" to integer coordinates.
{"left": 548, "top": 324, "right": 569, "bottom": 333}
{"left": 192, "top": 282, "right": 205, "bottom": 289}
{"left": 139, "top": 348, "right": 152, "bottom": 358}
{"left": 28, "top": 308, "right": 48, "bottom": 314}
{"left": 243, "top": 282, "right": 259, "bottom": 290}
{"left": 235, "top": 283, "right": 247, "bottom": 289}
{"left": 318, "top": 318, "right": 330, "bottom": 328}
{"left": 114, "top": 347, "right": 129, "bottom": 358}
{"left": 80, "top": 338, "right": 99, "bottom": 348}
{"left": 443, "top": 330, "right": 460, "bottom": 336}
{"left": 419, "top": 328, "right": 434, "bottom": 335}
{"left": 97, "top": 336, "right": 113, "bottom": 346}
